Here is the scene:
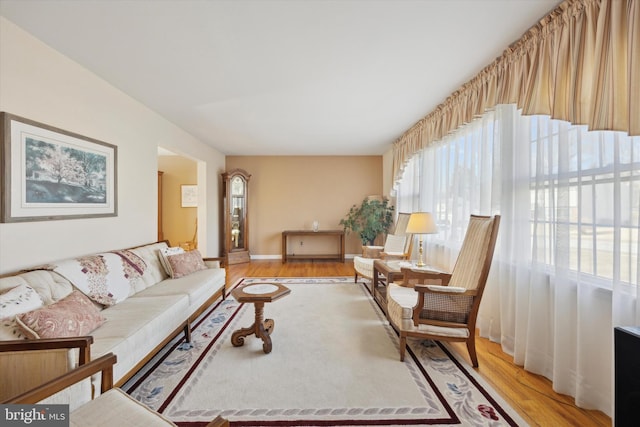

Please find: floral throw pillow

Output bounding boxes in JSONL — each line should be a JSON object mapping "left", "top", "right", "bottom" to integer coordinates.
{"left": 158, "top": 246, "right": 185, "bottom": 277}
{"left": 0, "top": 317, "right": 30, "bottom": 340}
{"left": 166, "top": 249, "right": 208, "bottom": 279}
{"left": 17, "top": 290, "right": 106, "bottom": 339}
{"left": 0, "top": 284, "right": 44, "bottom": 340}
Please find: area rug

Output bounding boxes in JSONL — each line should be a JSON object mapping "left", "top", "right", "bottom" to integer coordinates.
{"left": 124, "top": 277, "right": 527, "bottom": 426}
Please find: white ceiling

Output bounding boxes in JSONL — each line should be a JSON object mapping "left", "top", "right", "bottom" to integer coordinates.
{"left": 0, "top": 0, "right": 559, "bottom": 156}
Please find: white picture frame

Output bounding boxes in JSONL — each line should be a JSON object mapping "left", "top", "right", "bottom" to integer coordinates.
{"left": 181, "top": 184, "right": 198, "bottom": 207}
{"left": 1, "top": 112, "right": 118, "bottom": 222}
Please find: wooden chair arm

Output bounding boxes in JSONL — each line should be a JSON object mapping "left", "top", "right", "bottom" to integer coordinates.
{"left": 361, "top": 246, "right": 383, "bottom": 258}
{"left": 206, "top": 415, "right": 230, "bottom": 427}
{"left": 3, "top": 352, "right": 117, "bottom": 404}
{"left": 399, "top": 267, "right": 452, "bottom": 287}
{"left": 380, "top": 252, "right": 407, "bottom": 260}
{"left": 413, "top": 284, "right": 477, "bottom": 297}
{"left": 0, "top": 336, "right": 93, "bottom": 365}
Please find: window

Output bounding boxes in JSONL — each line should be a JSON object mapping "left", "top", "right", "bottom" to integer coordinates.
{"left": 396, "top": 104, "right": 640, "bottom": 286}
{"left": 529, "top": 115, "right": 640, "bottom": 284}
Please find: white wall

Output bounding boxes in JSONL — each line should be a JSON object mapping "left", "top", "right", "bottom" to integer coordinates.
{"left": 0, "top": 18, "right": 226, "bottom": 274}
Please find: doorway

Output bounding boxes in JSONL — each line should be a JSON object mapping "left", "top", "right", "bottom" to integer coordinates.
{"left": 158, "top": 148, "right": 199, "bottom": 249}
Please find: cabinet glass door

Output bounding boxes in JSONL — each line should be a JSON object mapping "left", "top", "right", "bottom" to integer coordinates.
{"left": 230, "top": 176, "right": 246, "bottom": 250}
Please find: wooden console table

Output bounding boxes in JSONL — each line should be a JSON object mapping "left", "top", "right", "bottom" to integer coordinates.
{"left": 282, "top": 230, "right": 345, "bottom": 263}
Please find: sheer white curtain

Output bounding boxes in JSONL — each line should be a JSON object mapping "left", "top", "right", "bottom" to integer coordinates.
{"left": 395, "top": 103, "right": 640, "bottom": 415}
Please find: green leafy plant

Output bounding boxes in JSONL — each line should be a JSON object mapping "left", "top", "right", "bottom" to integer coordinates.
{"left": 340, "top": 197, "right": 395, "bottom": 246}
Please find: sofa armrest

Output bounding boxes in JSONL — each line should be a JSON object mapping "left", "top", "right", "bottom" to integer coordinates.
{"left": 3, "top": 352, "right": 116, "bottom": 404}
{"left": 203, "top": 256, "right": 225, "bottom": 268}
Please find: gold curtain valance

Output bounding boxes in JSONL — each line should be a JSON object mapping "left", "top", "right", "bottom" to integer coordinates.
{"left": 393, "top": 0, "right": 639, "bottom": 185}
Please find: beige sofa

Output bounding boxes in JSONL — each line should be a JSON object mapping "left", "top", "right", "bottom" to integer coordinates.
{"left": 0, "top": 241, "right": 226, "bottom": 407}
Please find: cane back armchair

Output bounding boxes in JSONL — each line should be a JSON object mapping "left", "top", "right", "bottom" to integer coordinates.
{"left": 386, "top": 215, "right": 500, "bottom": 367}
{"left": 353, "top": 212, "right": 413, "bottom": 282}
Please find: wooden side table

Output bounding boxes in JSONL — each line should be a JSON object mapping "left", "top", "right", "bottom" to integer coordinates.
{"left": 372, "top": 260, "right": 405, "bottom": 313}
{"left": 231, "top": 282, "right": 291, "bottom": 354}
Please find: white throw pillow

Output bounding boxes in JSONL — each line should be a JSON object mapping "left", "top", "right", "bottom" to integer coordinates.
{"left": 0, "top": 284, "right": 44, "bottom": 318}
{"left": 158, "top": 246, "right": 185, "bottom": 277}
{"left": 0, "top": 284, "right": 44, "bottom": 340}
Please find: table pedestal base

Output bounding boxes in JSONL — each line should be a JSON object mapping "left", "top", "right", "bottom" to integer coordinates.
{"left": 231, "top": 302, "right": 276, "bottom": 353}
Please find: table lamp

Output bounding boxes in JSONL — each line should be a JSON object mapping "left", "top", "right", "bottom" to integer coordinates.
{"left": 405, "top": 212, "right": 438, "bottom": 267}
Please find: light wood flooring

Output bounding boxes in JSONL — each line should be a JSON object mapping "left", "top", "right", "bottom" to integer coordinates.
{"left": 225, "top": 259, "right": 611, "bottom": 427}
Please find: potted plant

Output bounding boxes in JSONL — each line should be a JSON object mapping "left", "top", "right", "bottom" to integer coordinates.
{"left": 340, "top": 197, "right": 395, "bottom": 246}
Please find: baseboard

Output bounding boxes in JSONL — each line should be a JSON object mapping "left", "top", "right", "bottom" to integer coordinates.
{"left": 249, "top": 254, "right": 358, "bottom": 260}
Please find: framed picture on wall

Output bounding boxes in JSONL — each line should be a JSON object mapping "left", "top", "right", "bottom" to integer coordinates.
{"left": 0, "top": 112, "right": 118, "bottom": 222}
{"left": 181, "top": 184, "right": 198, "bottom": 207}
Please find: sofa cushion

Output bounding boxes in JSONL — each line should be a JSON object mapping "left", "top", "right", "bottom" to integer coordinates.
{"left": 17, "top": 290, "right": 106, "bottom": 339}
{"left": 166, "top": 250, "right": 207, "bottom": 279}
{"left": 128, "top": 242, "right": 171, "bottom": 289}
{"left": 89, "top": 295, "right": 190, "bottom": 382}
{"left": 0, "top": 270, "right": 74, "bottom": 305}
{"left": 53, "top": 252, "right": 146, "bottom": 306}
{"left": 137, "top": 268, "right": 225, "bottom": 308}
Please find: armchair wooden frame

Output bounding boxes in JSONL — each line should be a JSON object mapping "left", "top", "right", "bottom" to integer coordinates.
{"left": 2, "top": 352, "right": 116, "bottom": 404}
{"left": 387, "top": 215, "right": 500, "bottom": 367}
{"left": 0, "top": 336, "right": 93, "bottom": 402}
{"left": 0, "top": 335, "right": 93, "bottom": 363}
{"left": 1, "top": 343, "right": 229, "bottom": 427}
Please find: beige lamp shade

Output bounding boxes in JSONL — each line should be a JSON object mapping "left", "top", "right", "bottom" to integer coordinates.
{"left": 405, "top": 212, "right": 437, "bottom": 235}
{"left": 406, "top": 212, "right": 437, "bottom": 267}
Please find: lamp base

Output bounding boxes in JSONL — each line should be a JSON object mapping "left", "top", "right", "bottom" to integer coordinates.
{"left": 415, "top": 238, "right": 425, "bottom": 267}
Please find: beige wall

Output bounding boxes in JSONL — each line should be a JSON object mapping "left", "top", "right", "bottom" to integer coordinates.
{"left": 0, "top": 18, "right": 226, "bottom": 274}
{"left": 226, "top": 156, "right": 384, "bottom": 258}
{"left": 158, "top": 156, "right": 198, "bottom": 248}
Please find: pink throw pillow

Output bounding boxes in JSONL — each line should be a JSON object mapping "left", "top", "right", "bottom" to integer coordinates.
{"left": 166, "top": 249, "right": 207, "bottom": 279}
{"left": 17, "top": 290, "right": 106, "bottom": 339}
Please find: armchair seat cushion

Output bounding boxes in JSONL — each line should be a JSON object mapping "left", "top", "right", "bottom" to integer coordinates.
{"left": 353, "top": 256, "right": 376, "bottom": 280}
{"left": 387, "top": 283, "right": 417, "bottom": 320}
{"left": 387, "top": 283, "right": 469, "bottom": 339}
{"left": 70, "top": 388, "right": 177, "bottom": 426}
{"left": 416, "top": 323, "right": 469, "bottom": 338}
